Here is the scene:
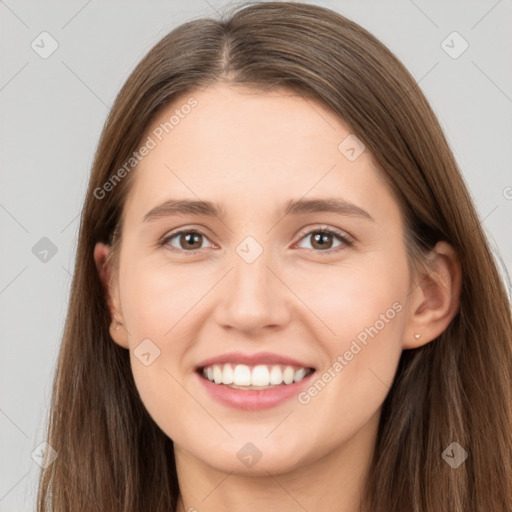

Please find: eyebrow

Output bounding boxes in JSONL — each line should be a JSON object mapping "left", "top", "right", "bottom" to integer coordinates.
{"left": 142, "top": 197, "right": 375, "bottom": 223}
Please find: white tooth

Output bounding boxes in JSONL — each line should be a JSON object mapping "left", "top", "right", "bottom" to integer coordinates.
{"left": 293, "top": 368, "right": 307, "bottom": 382}
{"left": 213, "top": 364, "right": 223, "bottom": 384}
{"left": 269, "top": 365, "right": 283, "bottom": 385}
{"left": 206, "top": 366, "right": 214, "bottom": 381}
{"left": 251, "top": 365, "right": 270, "bottom": 386}
{"left": 222, "top": 363, "right": 234, "bottom": 384}
{"left": 283, "top": 366, "right": 295, "bottom": 385}
{"left": 233, "top": 364, "right": 251, "bottom": 386}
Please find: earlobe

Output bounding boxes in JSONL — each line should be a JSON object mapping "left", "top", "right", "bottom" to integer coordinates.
{"left": 108, "top": 318, "right": 129, "bottom": 349}
{"left": 93, "top": 242, "right": 129, "bottom": 349}
{"left": 403, "top": 241, "right": 462, "bottom": 349}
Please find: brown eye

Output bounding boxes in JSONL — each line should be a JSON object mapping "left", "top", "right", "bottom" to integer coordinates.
{"left": 179, "top": 232, "right": 203, "bottom": 250}
{"left": 310, "top": 232, "right": 335, "bottom": 250}
{"left": 296, "top": 228, "right": 352, "bottom": 254}
{"left": 163, "top": 230, "right": 210, "bottom": 251}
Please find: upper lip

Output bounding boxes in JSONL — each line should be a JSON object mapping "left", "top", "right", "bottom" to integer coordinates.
{"left": 196, "top": 351, "right": 316, "bottom": 370}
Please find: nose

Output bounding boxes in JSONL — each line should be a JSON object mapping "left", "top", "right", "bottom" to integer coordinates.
{"left": 214, "top": 250, "right": 291, "bottom": 334}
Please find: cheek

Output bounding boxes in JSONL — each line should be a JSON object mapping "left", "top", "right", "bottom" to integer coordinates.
{"left": 120, "top": 259, "right": 203, "bottom": 339}
{"left": 295, "top": 252, "right": 408, "bottom": 431}
{"left": 117, "top": 262, "right": 197, "bottom": 415}
{"left": 291, "top": 252, "right": 407, "bottom": 346}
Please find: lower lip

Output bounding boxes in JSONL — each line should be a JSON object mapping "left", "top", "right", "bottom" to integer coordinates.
{"left": 195, "top": 370, "right": 316, "bottom": 411}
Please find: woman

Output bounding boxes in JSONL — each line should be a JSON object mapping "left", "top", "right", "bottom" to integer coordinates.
{"left": 37, "top": 2, "right": 512, "bottom": 511}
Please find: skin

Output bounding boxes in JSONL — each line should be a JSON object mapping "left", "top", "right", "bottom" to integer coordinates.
{"left": 94, "top": 83, "right": 461, "bottom": 512}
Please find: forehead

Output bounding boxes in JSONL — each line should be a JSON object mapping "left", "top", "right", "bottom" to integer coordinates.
{"left": 147, "top": 83, "right": 351, "bottom": 158}
{"left": 122, "top": 83, "right": 399, "bottom": 226}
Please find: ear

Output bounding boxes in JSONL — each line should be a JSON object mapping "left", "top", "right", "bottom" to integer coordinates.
{"left": 403, "top": 241, "right": 462, "bottom": 349}
{"left": 93, "top": 242, "right": 129, "bottom": 349}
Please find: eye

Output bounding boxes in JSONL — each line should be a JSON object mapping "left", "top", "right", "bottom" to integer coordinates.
{"left": 160, "top": 226, "right": 353, "bottom": 255}
{"left": 295, "top": 227, "right": 353, "bottom": 254}
{"left": 162, "top": 229, "right": 214, "bottom": 252}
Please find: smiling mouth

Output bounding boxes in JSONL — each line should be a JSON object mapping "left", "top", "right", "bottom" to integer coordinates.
{"left": 197, "top": 363, "right": 316, "bottom": 390}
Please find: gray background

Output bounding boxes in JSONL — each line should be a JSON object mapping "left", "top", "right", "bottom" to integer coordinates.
{"left": 1, "top": 0, "right": 511, "bottom": 510}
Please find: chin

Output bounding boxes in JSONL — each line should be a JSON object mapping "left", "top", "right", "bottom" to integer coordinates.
{"left": 187, "top": 435, "right": 313, "bottom": 476}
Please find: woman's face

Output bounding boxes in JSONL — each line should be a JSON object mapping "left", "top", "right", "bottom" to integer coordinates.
{"left": 104, "top": 83, "right": 414, "bottom": 475}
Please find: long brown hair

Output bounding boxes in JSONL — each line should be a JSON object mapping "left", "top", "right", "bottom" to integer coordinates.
{"left": 37, "top": 2, "right": 512, "bottom": 510}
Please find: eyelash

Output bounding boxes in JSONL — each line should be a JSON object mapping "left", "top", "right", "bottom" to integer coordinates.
{"left": 159, "top": 226, "right": 354, "bottom": 256}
